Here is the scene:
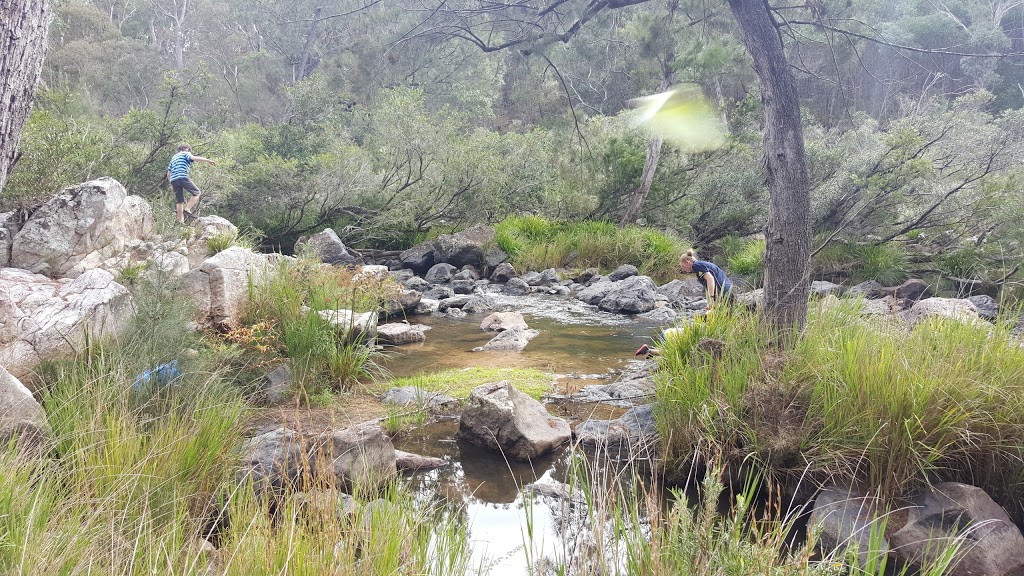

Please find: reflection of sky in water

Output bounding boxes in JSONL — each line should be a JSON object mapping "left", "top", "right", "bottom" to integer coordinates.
{"left": 397, "top": 421, "right": 656, "bottom": 575}
{"left": 382, "top": 291, "right": 668, "bottom": 379}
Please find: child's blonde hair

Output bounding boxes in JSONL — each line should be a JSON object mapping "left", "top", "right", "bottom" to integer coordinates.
{"left": 678, "top": 249, "right": 697, "bottom": 266}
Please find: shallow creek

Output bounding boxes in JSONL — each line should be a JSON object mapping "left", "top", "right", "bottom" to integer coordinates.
{"left": 381, "top": 290, "right": 668, "bottom": 573}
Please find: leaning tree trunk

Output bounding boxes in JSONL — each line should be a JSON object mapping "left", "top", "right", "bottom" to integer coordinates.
{"left": 0, "top": 0, "right": 54, "bottom": 196}
{"left": 726, "top": 0, "right": 811, "bottom": 337}
{"left": 619, "top": 136, "right": 663, "bottom": 226}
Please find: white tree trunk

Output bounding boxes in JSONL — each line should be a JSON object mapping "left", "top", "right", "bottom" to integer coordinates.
{"left": 0, "top": 0, "right": 54, "bottom": 196}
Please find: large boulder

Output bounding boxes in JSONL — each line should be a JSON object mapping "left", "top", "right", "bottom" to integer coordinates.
{"left": 10, "top": 178, "right": 153, "bottom": 278}
{"left": 183, "top": 246, "right": 283, "bottom": 330}
{"left": 576, "top": 279, "right": 615, "bottom": 305}
{"left": 890, "top": 483, "right": 1024, "bottom": 576}
{"left": 638, "top": 306, "right": 679, "bottom": 323}
{"left": 809, "top": 280, "right": 845, "bottom": 298}
{"left": 295, "top": 228, "right": 357, "bottom": 265}
{"left": 490, "top": 263, "right": 517, "bottom": 283}
{"left": 316, "top": 309, "right": 377, "bottom": 339}
{"left": 573, "top": 405, "right": 658, "bottom": 454}
{"left": 381, "top": 289, "right": 422, "bottom": 318}
{"left": 0, "top": 366, "right": 48, "bottom": 450}
{"left": 434, "top": 225, "right": 494, "bottom": 269}
{"left": 194, "top": 215, "right": 237, "bottom": 238}
{"left": 376, "top": 323, "right": 428, "bottom": 345}
{"left": 598, "top": 276, "right": 657, "bottom": 314}
{"left": 458, "top": 381, "right": 571, "bottom": 460}
{"left": 967, "top": 295, "right": 999, "bottom": 321}
{"left": 480, "top": 311, "right": 528, "bottom": 332}
{"left": 607, "top": 264, "right": 639, "bottom": 281}
{"left": 398, "top": 242, "right": 436, "bottom": 275}
{"left": 237, "top": 422, "right": 396, "bottom": 496}
{"left": 425, "top": 263, "right": 457, "bottom": 284}
{"left": 382, "top": 386, "right": 457, "bottom": 409}
{"left": 502, "top": 277, "right": 531, "bottom": 296}
{"left": 809, "top": 486, "right": 887, "bottom": 569}
{"left": 847, "top": 280, "right": 884, "bottom": 299}
{"left": 904, "top": 297, "right": 981, "bottom": 328}
{"left": 450, "top": 279, "right": 477, "bottom": 294}
{"left": 309, "top": 422, "right": 398, "bottom": 491}
{"left": 0, "top": 268, "right": 134, "bottom": 379}
{"left": 876, "top": 278, "right": 933, "bottom": 308}
{"left": 461, "top": 295, "right": 494, "bottom": 314}
{"left": 568, "top": 360, "right": 655, "bottom": 405}
{"left": 656, "top": 278, "right": 705, "bottom": 307}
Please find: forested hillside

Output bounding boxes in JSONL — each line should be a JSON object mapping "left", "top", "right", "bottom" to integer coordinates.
{"left": 5, "top": 0, "right": 1024, "bottom": 297}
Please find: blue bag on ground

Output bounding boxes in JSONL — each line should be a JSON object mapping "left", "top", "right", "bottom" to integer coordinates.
{"left": 133, "top": 359, "right": 181, "bottom": 391}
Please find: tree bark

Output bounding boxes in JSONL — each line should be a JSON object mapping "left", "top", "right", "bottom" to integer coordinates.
{"left": 297, "top": 6, "right": 323, "bottom": 83}
{"left": 0, "top": 0, "right": 54, "bottom": 196}
{"left": 619, "top": 136, "right": 663, "bottom": 225}
{"left": 726, "top": 0, "right": 811, "bottom": 337}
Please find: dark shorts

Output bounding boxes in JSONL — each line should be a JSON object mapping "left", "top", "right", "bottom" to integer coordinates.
{"left": 171, "top": 178, "right": 201, "bottom": 203}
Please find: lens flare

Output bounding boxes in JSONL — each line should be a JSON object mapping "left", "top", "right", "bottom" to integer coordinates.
{"left": 629, "top": 84, "right": 727, "bottom": 152}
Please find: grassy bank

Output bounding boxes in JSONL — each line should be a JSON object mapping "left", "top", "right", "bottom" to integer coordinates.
{"left": 655, "top": 300, "right": 1024, "bottom": 520}
{"left": 494, "top": 215, "right": 687, "bottom": 283}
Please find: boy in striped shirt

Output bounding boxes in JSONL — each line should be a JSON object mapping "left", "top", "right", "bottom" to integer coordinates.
{"left": 167, "top": 143, "right": 216, "bottom": 224}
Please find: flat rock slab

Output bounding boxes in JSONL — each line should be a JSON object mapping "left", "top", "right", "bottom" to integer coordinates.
{"left": 376, "top": 323, "right": 429, "bottom": 345}
{"left": 382, "top": 386, "right": 458, "bottom": 409}
{"left": 479, "top": 328, "right": 540, "bottom": 352}
{"left": 395, "top": 450, "right": 447, "bottom": 472}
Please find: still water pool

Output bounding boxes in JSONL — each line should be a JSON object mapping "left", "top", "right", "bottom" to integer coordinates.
{"left": 381, "top": 290, "right": 671, "bottom": 574}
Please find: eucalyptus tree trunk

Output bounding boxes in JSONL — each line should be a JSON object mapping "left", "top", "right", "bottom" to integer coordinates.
{"left": 0, "top": 0, "right": 54, "bottom": 196}
{"left": 619, "top": 136, "right": 663, "bottom": 225}
{"left": 726, "top": 0, "right": 811, "bottom": 337}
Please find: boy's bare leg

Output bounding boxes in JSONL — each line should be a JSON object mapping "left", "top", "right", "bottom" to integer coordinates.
{"left": 176, "top": 202, "right": 185, "bottom": 224}
{"left": 184, "top": 193, "right": 201, "bottom": 214}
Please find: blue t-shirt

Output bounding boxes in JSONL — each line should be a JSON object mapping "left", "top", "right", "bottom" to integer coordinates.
{"left": 691, "top": 260, "right": 732, "bottom": 296}
{"left": 168, "top": 151, "right": 193, "bottom": 181}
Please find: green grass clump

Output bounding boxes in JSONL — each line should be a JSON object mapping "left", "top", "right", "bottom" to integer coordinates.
{"left": 384, "top": 367, "right": 554, "bottom": 400}
{"left": 220, "top": 481, "right": 471, "bottom": 576}
{"left": 725, "top": 238, "right": 765, "bottom": 286}
{"left": 493, "top": 215, "right": 687, "bottom": 282}
{"left": 655, "top": 301, "right": 1024, "bottom": 517}
{"left": 245, "top": 255, "right": 397, "bottom": 396}
{"left": 814, "top": 241, "right": 908, "bottom": 285}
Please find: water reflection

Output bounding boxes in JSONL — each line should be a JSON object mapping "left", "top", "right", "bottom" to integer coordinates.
{"left": 396, "top": 420, "right": 658, "bottom": 574}
{"left": 383, "top": 290, "right": 665, "bottom": 379}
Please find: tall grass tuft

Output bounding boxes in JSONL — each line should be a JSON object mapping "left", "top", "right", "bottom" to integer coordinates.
{"left": 494, "top": 215, "right": 687, "bottom": 282}
{"left": 245, "top": 255, "right": 392, "bottom": 396}
{"left": 814, "top": 241, "right": 908, "bottom": 285}
{"left": 656, "top": 300, "right": 1024, "bottom": 519}
{"left": 521, "top": 442, "right": 962, "bottom": 576}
